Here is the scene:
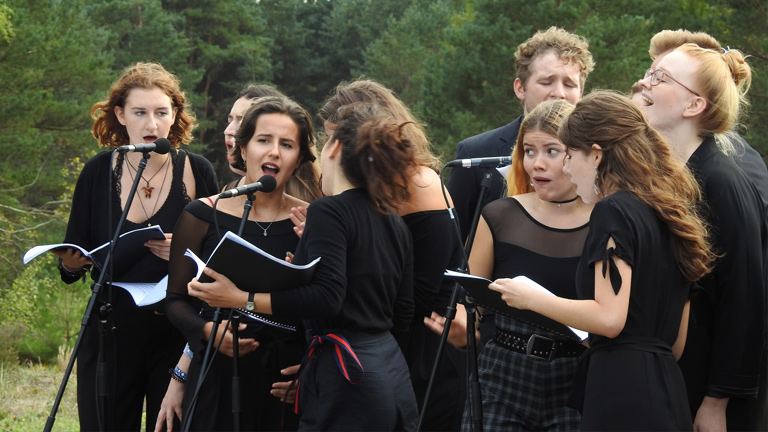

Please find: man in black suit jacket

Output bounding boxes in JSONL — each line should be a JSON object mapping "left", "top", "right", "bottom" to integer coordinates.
{"left": 447, "top": 27, "right": 595, "bottom": 242}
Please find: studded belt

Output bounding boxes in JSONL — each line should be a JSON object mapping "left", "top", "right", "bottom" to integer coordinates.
{"left": 493, "top": 327, "right": 586, "bottom": 361}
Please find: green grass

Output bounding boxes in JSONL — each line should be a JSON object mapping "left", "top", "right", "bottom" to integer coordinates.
{"left": 0, "top": 360, "right": 79, "bottom": 432}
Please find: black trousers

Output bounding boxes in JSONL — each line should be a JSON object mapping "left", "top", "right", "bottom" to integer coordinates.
{"left": 77, "top": 289, "right": 185, "bottom": 432}
{"left": 297, "top": 331, "right": 418, "bottom": 431}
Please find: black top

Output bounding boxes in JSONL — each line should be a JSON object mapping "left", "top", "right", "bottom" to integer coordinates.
{"left": 446, "top": 116, "right": 523, "bottom": 241}
{"left": 270, "top": 188, "right": 414, "bottom": 345}
{"left": 60, "top": 149, "right": 218, "bottom": 286}
{"left": 678, "top": 135, "right": 767, "bottom": 401}
{"left": 165, "top": 199, "right": 302, "bottom": 356}
{"left": 484, "top": 197, "right": 589, "bottom": 338}
{"left": 402, "top": 209, "right": 464, "bottom": 319}
{"left": 577, "top": 191, "right": 691, "bottom": 346}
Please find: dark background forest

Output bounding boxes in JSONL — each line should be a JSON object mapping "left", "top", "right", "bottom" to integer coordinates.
{"left": 0, "top": 0, "right": 766, "bottom": 364}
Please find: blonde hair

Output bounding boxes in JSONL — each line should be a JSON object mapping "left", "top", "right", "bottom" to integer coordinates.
{"left": 676, "top": 43, "right": 752, "bottom": 136}
{"left": 507, "top": 99, "right": 574, "bottom": 196}
{"left": 649, "top": 29, "right": 721, "bottom": 59}
{"left": 558, "top": 90, "right": 714, "bottom": 281}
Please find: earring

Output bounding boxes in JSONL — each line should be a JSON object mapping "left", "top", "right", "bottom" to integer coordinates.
{"left": 593, "top": 169, "right": 600, "bottom": 196}
{"left": 530, "top": 181, "right": 534, "bottom": 187}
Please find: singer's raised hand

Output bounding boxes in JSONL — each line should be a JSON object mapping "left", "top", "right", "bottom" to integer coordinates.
{"left": 188, "top": 267, "right": 247, "bottom": 309}
{"left": 146, "top": 233, "right": 173, "bottom": 261}
{"left": 289, "top": 206, "right": 308, "bottom": 238}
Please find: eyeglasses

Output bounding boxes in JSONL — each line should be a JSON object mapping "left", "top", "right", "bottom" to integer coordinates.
{"left": 644, "top": 68, "right": 700, "bottom": 97}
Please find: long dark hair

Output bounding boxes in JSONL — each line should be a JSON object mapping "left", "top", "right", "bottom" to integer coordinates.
{"left": 558, "top": 90, "right": 714, "bottom": 281}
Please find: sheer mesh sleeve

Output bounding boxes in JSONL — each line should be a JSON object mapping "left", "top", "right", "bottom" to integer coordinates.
{"left": 165, "top": 207, "right": 211, "bottom": 355}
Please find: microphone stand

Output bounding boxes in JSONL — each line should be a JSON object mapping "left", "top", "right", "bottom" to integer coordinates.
{"left": 183, "top": 192, "right": 254, "bottom": 432}
{"left": 230, "top": 191, "right": 254, "bottom": 431}
{"left": 416, "top": 168, "right": 492, "bottom": 432}
{"left": 45, "top": 150, "right": 153, "bottom": 432}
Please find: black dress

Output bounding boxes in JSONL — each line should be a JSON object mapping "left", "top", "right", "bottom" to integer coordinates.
{"left": 166, "top": 199, "right": 304, "bottom": 431}
{"left": 574, "top": 191, "right": 692, "bottom": 431}
{"left": 61, "top": 149, "right": 218, "bottom": 432}
{"left": 402, "top": 209, "right": 466, "bottom": 431}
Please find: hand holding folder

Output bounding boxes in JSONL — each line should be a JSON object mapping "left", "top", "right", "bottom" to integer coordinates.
{"left": 185, "top": 231, "right": 321, "bottom": 331}
{"left": 24, "top": 225, "right": 166, "bottom": 274}
{"left": 444, "top": 270, "right": 588, "bottom": 341}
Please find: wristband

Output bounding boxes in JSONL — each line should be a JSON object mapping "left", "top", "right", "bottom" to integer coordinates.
{"left": 170, "top": 365, "right": 187, "bottom": 383}
{"left": 183, "top": 343, "right": 194, "bottom": 359}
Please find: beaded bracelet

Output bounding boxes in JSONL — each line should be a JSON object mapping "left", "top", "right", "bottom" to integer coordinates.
{"left": 170, "top": 365, "right": 187, "bottom": 383}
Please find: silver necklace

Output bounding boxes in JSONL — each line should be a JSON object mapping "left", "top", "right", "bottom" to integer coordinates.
{"left": 254, "top": 196, "right": 285, "bottom": 236}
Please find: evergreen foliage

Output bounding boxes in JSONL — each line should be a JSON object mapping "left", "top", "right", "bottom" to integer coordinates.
{"left": 0, "top": 0, "right": 765, "bottom": 363}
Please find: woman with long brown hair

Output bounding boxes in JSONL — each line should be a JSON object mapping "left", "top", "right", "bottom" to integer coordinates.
{"left": 491, "top": 90, "right": 714, "bottom": 430}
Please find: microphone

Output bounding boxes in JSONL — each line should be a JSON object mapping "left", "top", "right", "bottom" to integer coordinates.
{"left": 219, "top": 175, "right": 278, "bottom": 198}
{"left": 445, "top": 156, "right": 512, "bottom": 168}
{"left": 115, "top": 138, "right": 172, "bottom": 154}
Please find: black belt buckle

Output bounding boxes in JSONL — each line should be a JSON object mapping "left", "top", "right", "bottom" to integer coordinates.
{"left": 526, "top": 334, "right": 556, "bottom": 361}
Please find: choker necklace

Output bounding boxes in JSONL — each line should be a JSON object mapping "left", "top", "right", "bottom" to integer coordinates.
{"left": 254, "top": 196, "right": 285, "bottom": 236}
{"left": 550, "top": 196, "right": 579, "bottom": 207}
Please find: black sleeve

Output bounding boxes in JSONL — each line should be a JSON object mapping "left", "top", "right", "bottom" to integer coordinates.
{"left": 270, "top": 199, "right": 348, "bottom": 318}
{"left": 702, "top": 170, "right": 765, "bottom": 397}
{"left": 165, "top": 206, "right": 211, "bottom": 355}
{"left": 188, "top": 151, "right": 219, "bottom": 197}
{"left": 59, "top": 154, "right": 102, "bottom": 283}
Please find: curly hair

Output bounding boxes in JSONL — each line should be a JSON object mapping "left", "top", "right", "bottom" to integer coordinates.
{"left": 330, "top": 104, "right": 419, "bottom": 212}
{"left": 515, "top": 26, "right": 595, "bottom": 90}
{"left": 319, "top": 79, "right": 441, "bottom": 173}
{"left": 91, "top": 62, "right": 195, "bottom": 148}
{"left": 507, "top": 99, "right": 574, "bottom": 196}
{"left": 558, "top": 90, "right": 714, "bottom": 281}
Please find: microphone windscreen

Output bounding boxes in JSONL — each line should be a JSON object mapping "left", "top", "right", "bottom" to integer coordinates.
{"left": 258, "top": 175, "right": 277, "bottom": 193}
{"left": 154, "top": 138, "right": 172, "bottom": 155}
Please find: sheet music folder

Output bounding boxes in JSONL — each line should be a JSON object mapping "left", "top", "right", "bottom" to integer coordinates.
{"left": 23, "top": 225, "right": 166, "bottom": 274}
{"left": 443, "top": 270, "right": 587, "bottom": 341}
{"left": 184, "top": 231, "right": 320, "bottom": 331}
